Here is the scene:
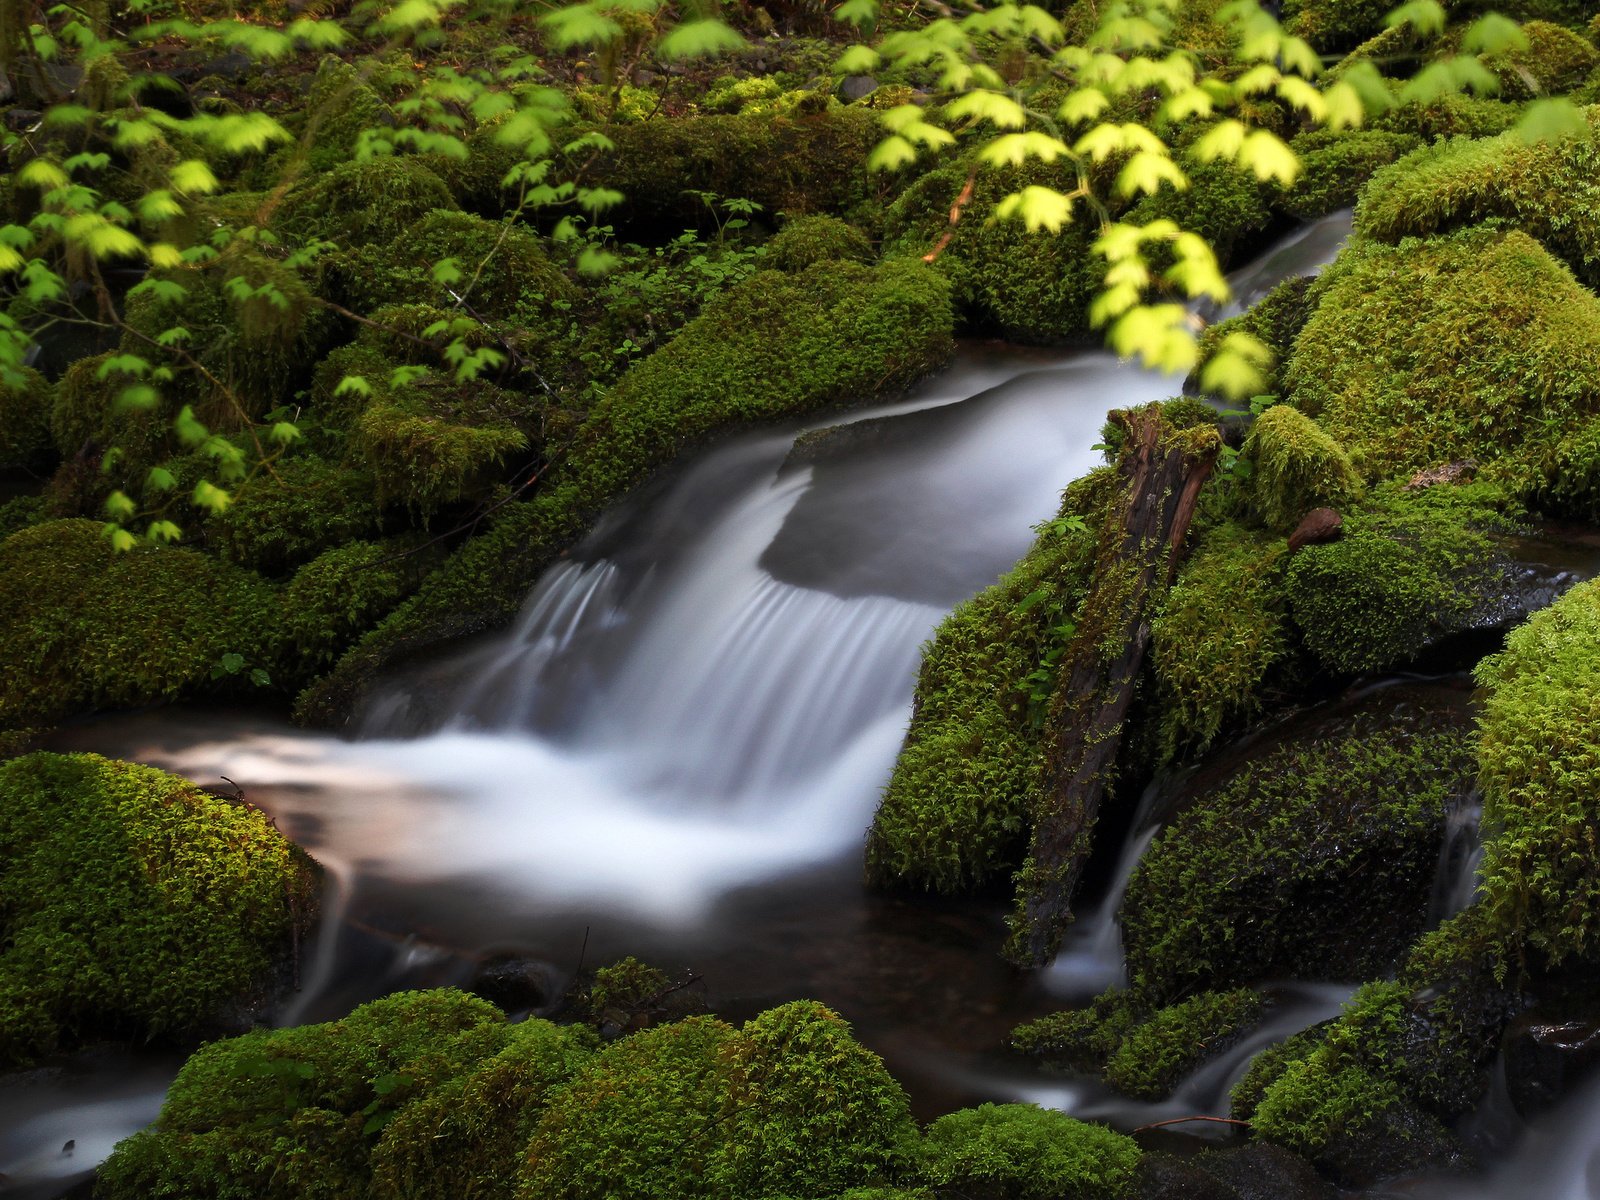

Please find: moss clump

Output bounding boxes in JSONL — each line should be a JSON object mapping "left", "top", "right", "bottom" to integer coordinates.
{"left": 919, "top": 1103, "right": 1142, "bottom": 1200}
{"left": 0, "top": 752, "right": 317, "bottom": 1067}
{"left": 1283, "top": 0, "right": 1394, "bottom": 51}
{"left": 1103, "top": 989, "right": 1264, "bottom": 1101}
{"left": 1286, "top": 227, "right": 1600, "bottom": 512}
{"left": 299, "top": 258, "right": 953, "bottom": 725}
{"left": 0, "top": 365, "right": 53, "bottom": 469}
{"left": 280, "top": 541, "right": 416, "bottom": 683}
{"left": 867, "top": 471, "right": 1112, "bottom": 892}
{"left": 1354, "top": 112, "right": 1600, "bottom": 290}
{"left": 278, "top": 156, "right": 458, "bottom": 246}
{"left": 1193, "top": 275, "right": 1318, "bottom": 398}
{"left": 1150, "top": 523, "right": 1293, "bottom": 757}
{"left": 299, "top": 55, "right": 392, "bottom": 172}
{"left": 1011, "top": 988, "right": 1150, "bottom": 1074}
{"left": 1486, "top": 20, "right": 1600, "bottom": 98}
{"left": 1284, "top": 490, "right": 1507, "bottom": 676}
{"left": 1475, "top": 575, "right": 1600, "bottom": 961}
{"left": 0, "top": 519, "right": 280, "bottom": 729}
{"left": 766, "top": 213, "right": 873, "bottom": 271}
{"left": 1121, "top": 710, "right": 1476, "bottom": 1000}
{"left": 98, "top": 990, "right": 529, "bottom": 1200}
{"left": 207, "top": 456, "right": 383, "bottom": 573}
{"left": 354, "top": 392, "right": 528, "bottom": 516}
{"left": 1281, "top": 129, "right": 1424, "bottom": 220}
{"left": 1244, "top": 405, "right": 1364, "bottom": 533}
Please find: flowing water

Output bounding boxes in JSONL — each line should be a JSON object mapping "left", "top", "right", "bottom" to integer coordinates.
{"left": 17, "top": 210, "right": 1600, "bottom": 1198}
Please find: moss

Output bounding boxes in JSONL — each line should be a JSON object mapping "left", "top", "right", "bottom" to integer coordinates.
{"left": 207, "top": 456, "right": 383, "bottom": 573}
{"left": 520, "top": 1015, "right": 741, "bottom": 1200}
{"left": 713, "top": 1001, "right": 916, "bottom": 1198}
{"left": 0, "top": 751, "right": 317, "bottom": 1067}
{"left": 368, "top": 1019, "right": 596, "bottom": 1200}
{"left": 1150, "top": 523, "right": 1293, "bottom": 757}
{"left": 1103, "top": 989, "right": 1264, "bottom": 1101}
{"left": 1120, "top": 710, "right": 1476, "bottom": 1001}
{"left": 280, "top": 541, "right": 416, "bottom": 683}
{"left": 1284, "top": 489, "right": 1507, "bottom": 675}
{"left": 1245, "top": 405, "right": 1364, "bottom": 533}
{"left": 866, "top": 471, "right": 1111, "bottom": 892}
{"left": 0, "top": 494, "right": 44, "bottom": 540}
{"left": 354, "top": 393, "right": 528, "bottom": 516}
{"left": 1286, "top": 227, "right": 1600, "bottom": 512}
{"left": 766, "top": 213, "right": 873, "bottom": 271}
{"left": 1281, "top": 129, "right": 1424, "bottom": 221}
{"left": 1354, "top": 112, "right": 1600, "bottom": 290}
{"left": 1011, "top": 988, "right": 1150, "bottom": 1073}
{"left": 300, "top": 55, "right": 392, "bottom": 172}
{"left": 1193, "top": 275, "right": 1318, "bottom": 398}
{"left": 918, "top": 1103, "right": 1141, "bottom": 1200}
{"left": 0, "top": 364, "right": 53, "bottom": 469}
{"left": 98, "top": 989, "right": 516, "bottom": 1200}
{"left": 278, "top": 156, "right": 458, "bottom": 246}
{"left": 1486, "top": 20, "right": 1600, "bottom": 98}
{"left": 49, "top": 350, "right": 164, "bottom": 469}
{"left": 1370, "top": 92, "right": 1524, "bottom": 141}
{"left": 0, "top": 519, "right": 280, "bottom": 729}
{"left": 1475, "top": 575, "right": 1600, "bottom": 961}
{"left": 1283, "top": 0, "right": 1395, "bottom": 52}
{"left": 1231, "top": 1024, "right": 1328, "bottom": 1121}
{"left": 298, "top": 258, "right": 953, "bottom": 726}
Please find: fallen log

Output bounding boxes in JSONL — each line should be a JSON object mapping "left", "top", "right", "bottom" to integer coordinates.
{"left": 1003, "top": 405, "right": 1220, "bottom": 968}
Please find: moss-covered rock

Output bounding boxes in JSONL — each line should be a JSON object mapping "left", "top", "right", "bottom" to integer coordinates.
{"left": 0, "top": 751, "right": 317, "bottom": 1067}
{"left": 1354, "top": 111, "right": 1600, "bottom": 290}
{"left": 1120, "top": 707, "right": 1477, "bottom": 1000}
{"left": 98, "top": 990, "right": 526, "bottom": 1200}
{"left": 1475, "top": 575, "right": 1600, "bottom": 961}
{"left": 1283, "top": 0, "right": 1394, "bottom": 51}
{"left": 1286, "top": 227, "right": 1600, "bottom": 514}
{"left": 0, "top": 365, "right": 53, "bottom": 469}
{"left": 1193, "top": 275, "right": 1318, "bottom": 398}
{"left": 208, "top": 455, "right": 383, "bottom": 573}
{"left": 1486, "top": 20, "right": 1600, "bottom": 98}
{"left": 298, "top": 257, "right": 953, "bottom": 726}
{"left": 1011, "top": 988, "right": 1150, "bottom": 1075}
{"left": 299, "top": 55, "right": 393, "bottom": 172}
{"left": 867, "top": 471, "right": 1112, "bottom": 892}
{"left": 918, "top": 1103, "right": 1142, "bottom": 1199}
{"left": 766, "top": 213, "right": 873, "bottom": 271}
{"left": 1281, "top": 129, "right": 1424, "bottom": 221}
{"left": 0, "top": 519, "right": 280, "bottom": 729}
{"left": 1103, "top": 989, "right": 1265, "bottom": 1101}
{"left": 1283, "top": 487, "right": 1510, "bottom": 676}
{"left": 1244, "top": 405, "right": 1364, "bottom": 533}
{"left": 278, "top": 156, "right": 458, "bottom": 246}
{"left": 280, "top": 540, "right": 417, "bottom": 683}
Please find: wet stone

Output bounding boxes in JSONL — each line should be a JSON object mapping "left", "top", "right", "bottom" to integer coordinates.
{"left": 1503, "top": 1013, "right": 1600, "bottom": 1119}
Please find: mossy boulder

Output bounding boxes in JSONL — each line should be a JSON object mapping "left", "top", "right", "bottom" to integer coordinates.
{"left": 918, "top": 1103, "right": 1142, "bottom": 1200}
{"left": 867, "top": 471, "right": 1113, "bottom": 893}
{"left": 280, "top": 540, "right": 418, "bottom": 684}
{"left": 0, "top": 751, "right": 318, "bottom": 1067}
{"left": 299, "top": 55, "right": 392, "bottom": 172}
{"left": 298, "top": 257, "right": 953, "bottom": 725}
{"left": 278, "top": 156, "right": 458, "bottom": 246}
{"left": 1193, "top": 275, "right": 1318, "bottom": 398}
{"left": 1283, "top": 0, "right": 1395, "bottom": 52}
{"left": 1286, "top": 227, "right": 1600, "bottom": 515}
{"left": 1011, "top": 988, "right": 1150, "bottom": 1075}
{"left": 1283, "top": 488, "right": 1510, "bottom": 676}
{"left": 1103, "top": 989, "right": 1264, "bottom": 1101}
{"left": 1281, "top": 129, "right": 1424, "bottom": 221}
{"left": 0, "top": 519, "right": 280, "bottom": 729}
{"left": 1120, "top": 707, "right": 1477, "bottom": 1001}
{"left": 766, "top": 213, "right": 873, "bottom": 271}
{"left": 1243, "top": 405, "right": 1364, "bottom": 533}
{"left": 207, "top": 455, "right": 383, "bottom": 573}
{"left": 1485, "top": 20, "right": 1600, "bottom": 98}
{"left": 1354, "top": 111, "right": 1600, "bottom": 290}
{"left": 0, "top": 365, "right": 53, "bottom": 469}
{"left": 1475, "top": 575, "right": 1600, "bottom": 962}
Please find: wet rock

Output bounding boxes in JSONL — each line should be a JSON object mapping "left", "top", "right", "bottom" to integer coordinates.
{"left": 1405, "top": 460, "right": 1476, "bottom": 490}
{"left": 1195, "top": 1142, "right": 1336, "bottom": 1200}
{"left": 838, "top": 74, "right": 879, "bottom": 102}
{"left": 199, "top": 49, "right": 255, "bottom": 79}
{"left": 4, "top": 108, "right": 42, "bottom": 133}
{"left": 1503, "top": 1013, "right": 1600, "bottom": 1118}
{"left": 1287, "top": 507, "right": 1341, "bottom": 553}
{"left": 467, "top": 954, "right": 559, "bottom": 1016}
{"left": 1135, "top": 1151, "right": 1240, "bottom": 1200}
{"left": 1311, "top": 1103, "right": 1468, "bottom": 1189}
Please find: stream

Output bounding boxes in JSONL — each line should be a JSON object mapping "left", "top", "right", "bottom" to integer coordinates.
{"left": 6, "top": 211, "right": 1600, "bottom": 1199}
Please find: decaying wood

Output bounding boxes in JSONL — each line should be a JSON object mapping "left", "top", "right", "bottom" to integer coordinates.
{"left": 1003, "top": 407, "right": 1220, "bottom": 968}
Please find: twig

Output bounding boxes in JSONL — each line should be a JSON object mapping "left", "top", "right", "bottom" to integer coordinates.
{"left": 640, "top": 971, "right": 703, "bottom": 1010}
{"left": 1132, "top": 1115, "right": 1252, "bottom": 1134}
{"left": 924, "top": 167, "right": 978, "bottom": 264}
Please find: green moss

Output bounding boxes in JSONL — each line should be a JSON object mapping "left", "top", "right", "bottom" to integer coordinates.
{"left": 1354, "top": 112, "right": 1600, "bottom": 289}
{"left": 713, "top": 1001, "right": 916, "bottom": 1198}
{"left": 0, "top": 519, "right": 280, "bottom": 729}
{"left": 0, "top": 751, "right": 317, "bottom": 1067}
{"left": 1486, "top": 20, "right": 1600, "bottom": 98}
{"left": 867, "top": 472, "right": 1111, "bottom": 892}
{"left": 1281, "top": 129, "right": 1424, "bottom": 221}
{"left": 1287, "top": 227, "right": 1600, "bottom": 511}
{"left": 1231, "top": 1024, "right": 1327, "bottom": 1121}
{"left": 98, "top": 989, "right": 516, "bottom": 1200}
{"left": 1244, "top": 405, "right": 1364, "bottom": 532}
{"left": 1120, "top": 711, "right": 1476, "bottom": 1000}
{"left": 1370, "top": 92, "right": 1524, "bottom": 141}
{"left": 354, "top": 394, "right": 528, "bottom": 516}
{"left": 1475, "top": 575, "right": 1600, "bottom": 961}
{"left": 0, "top": 364, "right": 52, "bottom": 469}
{"left": 300, "top": 55, "right": 392, "bottom": 172}
{"left": 1194, "top": 275, "right": 1318, "bottom": 397}
{"left": 1284, "top": 490, "right": 1506, "bottom": 675}
{"left": 298, "top": 258, "right": 953, "bottom": 726}
{"left": 919, "top": 1103, "right": 1141, "bottom": 1199}
{"left": 1150, "top": 523, "right": 1293, "bottom": 757}
{"left": 766, "top": 213, "right": 873, "bottom": 271}
{"left": 280, "top": 541, "right": 416, "bottom": 683}
{"left": 49, "top": 350, "right": 165, "bottom": 469}
{"left": 1103, "top": 989, "right": 1264, "bottom": 1101}
{"left": 278, "top": 156, "right": 458, "bottom": 246}
{"left": 1283, "top": 0, "right": 1395, "bottom": 52}
{"left": 0, "top": 494, "right": 44, "bottom": 540}
{"left": 207, "top": 456, "right": 383, "bottom": 573}
{"left": 1011, "top": 988, "right": 1150, "bottom": 1073}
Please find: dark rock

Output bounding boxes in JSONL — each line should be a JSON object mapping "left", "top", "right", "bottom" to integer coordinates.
{"left": 199, "top": 49, "right": 255, "bottom": 80}
{"left": 1135, "top": 1151, "right": 1240, "bottom": 1200}
{"left": 4, "top": 108, "right": 42, "bottom": 133}
{"left": 838, "top": 74, "right": 879, "bottom": 102}
{"left": 466, "top": 954, "right": 559, "bottom": 1016}
{"left": 1195, "top": 1142, "right": 1336, "bottom": 1200}
{"left": 1503, "top": 1013, "right": 1600, "bottom": 1118}
{"left": 1287, "top": 507, "right": 1342, "bottom": 553}
{"left": 1314, "top": 1105, "right": 1468, "bottom": 1190}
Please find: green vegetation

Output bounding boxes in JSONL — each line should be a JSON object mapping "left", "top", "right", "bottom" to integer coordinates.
{"left": 766, "top": 214, "right": 874, "bottom": 271}
{"left": 0, "top": 752, "right": 317, "bottom": 1067}
{"left": 919, "top": 1103, "right": 1142, "bottom": 1199}
{"left": 0, "top": 365, "right": 52, "bottom": 469}
{"left": 1243, "top": 404, "right": 1364, "bottom": 533}
{"left": 1103, "top": 989, "right": 1264, "bottom": 1100}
